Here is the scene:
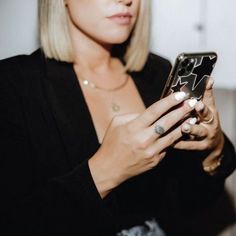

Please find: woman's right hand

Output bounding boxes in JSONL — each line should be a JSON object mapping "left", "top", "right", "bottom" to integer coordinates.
{"left": 89, "top": 92, "right": 198, "bottom": 198}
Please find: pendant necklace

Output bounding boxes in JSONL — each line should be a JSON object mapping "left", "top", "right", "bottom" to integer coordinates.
{"left": 79, "top": 75, "right": 129, "bottom": 113}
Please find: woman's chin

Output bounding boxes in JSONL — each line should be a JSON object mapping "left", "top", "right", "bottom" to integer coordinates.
{"left": 103, "top": 33, "right": 131, "bottom": 45}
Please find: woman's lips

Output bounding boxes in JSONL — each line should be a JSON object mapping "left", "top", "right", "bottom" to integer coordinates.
{"left": 107, "top": 13, "right": 132, "bottom": 25}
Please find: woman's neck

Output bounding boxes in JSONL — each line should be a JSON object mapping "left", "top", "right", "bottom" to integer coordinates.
{"left": 69, "top": 24, "right": 115, "bottom": 74}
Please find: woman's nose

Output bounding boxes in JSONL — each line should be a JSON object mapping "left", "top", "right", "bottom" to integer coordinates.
{"left": 117, "top": 0, "right": 132, "bottom": 7}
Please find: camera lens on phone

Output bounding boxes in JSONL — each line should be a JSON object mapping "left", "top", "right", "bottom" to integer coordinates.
{"left": 178, "top": 68, "right": 186, "bottom": 76}
{"left": 187, "top": 64, "right": 194, "bottom": 72}
{"left": 181, "top": 58, "right": 189, "bottom": 67}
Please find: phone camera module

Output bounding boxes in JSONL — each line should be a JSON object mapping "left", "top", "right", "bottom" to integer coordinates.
{"left": 178, "top": 68, "right": 186, "bottom": 76}
{"left": 186, "top": 63, "right": 194, "bottom": 72}
{"left": 181, "top": 58, "right": 189, "bottom": 67}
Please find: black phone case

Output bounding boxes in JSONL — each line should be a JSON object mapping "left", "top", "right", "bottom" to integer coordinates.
{"left": 161, "top": 52, "right": 217, "bottom": 100}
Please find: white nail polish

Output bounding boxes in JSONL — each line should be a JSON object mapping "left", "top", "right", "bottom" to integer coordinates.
{"left": 189, "top": 117, "right": 197, "bottom": 125}
{"left": 188, "top": 98, "right": 198, "bottom": 108}
{"left": 183, "top": 124, "right": 191, "bottom": 133}
{"left": 198, "top": 101, "right": 205, "bottom": 111}
{"left": 174, "top": 92, "right": 186, "bottom": 101}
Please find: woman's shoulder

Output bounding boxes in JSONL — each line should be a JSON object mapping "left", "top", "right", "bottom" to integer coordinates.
{"left": 0, "top": 49, "right": 44, "bottom": 94}
{"left": 131, "top": 52, "right": 172, "bottom": 84}
{"left": 131, "top": 52, "right": 172, "bottom": 78}
{"left": 129, "top": 53, "right": 172, "bottom": 104}
{"left": 0, "top": 49, "right": 43, "bottom": 71}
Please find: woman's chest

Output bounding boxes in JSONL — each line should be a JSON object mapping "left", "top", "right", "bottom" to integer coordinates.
{"left": 79, "top": 77, "right": 146, "bottom": 143}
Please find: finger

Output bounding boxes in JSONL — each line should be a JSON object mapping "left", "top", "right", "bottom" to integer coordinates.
{"left": 148, "top": 98, "right": 198, "bottom": 140}
{"left": 202, "top": 77, "right": 215, "bottom": 109}
{"left": 173, "top": 139, "right": 207, "bottom": 150}
{"left": 131, "top": 100, "right": 197, "bottom": 149}
{"left": 205, "top": 76, "right": 214, "bottom": 90}
{"left": 102, "top": 113, "right": 141, "bottom": 142}
{"left": 159, "top": 151, "right": 167, "bottom": 162}
{"left": 181, "top": 117, "right": 198, "bottom": 134}
{"left": 195, "top": 101, "right": 214, "bottom": 124}
{"left": 181, "top": 117, "right": 198, "bottom": 140}
{"left": 111, "top": 113, "right": 141, "bottom": 127}
{"left": 136, "top": 91, "right": 188, "bottom": 128}
{"left": 148, "top": 151, "right": 167, "bottom": 168}
{"left": 107, "top": 113, "right": 141, "bottom": 137}
{"left": 146, "top": 125, "right": 183, "bottom": 155}
{"left": 181, "top": 122, "right": 208, "bottom": 139}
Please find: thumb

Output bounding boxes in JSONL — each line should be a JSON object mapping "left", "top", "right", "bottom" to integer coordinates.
{"left": 111, "top": 113, "right": 141, "bottom": 127}
{"left": 101, "top": 113, "right": 140, "bottom": 143}
{"left": 203, "top": 77, "right": 215, "bottom": 108}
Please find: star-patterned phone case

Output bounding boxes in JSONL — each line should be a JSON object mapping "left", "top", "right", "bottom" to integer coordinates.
{"left": 161, "top": 52, "right": 217, "bottom": 100}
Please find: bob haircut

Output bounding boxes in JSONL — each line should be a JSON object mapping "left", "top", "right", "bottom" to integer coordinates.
{"left": 39, "top": 0, "right": 151, "bottom": 72}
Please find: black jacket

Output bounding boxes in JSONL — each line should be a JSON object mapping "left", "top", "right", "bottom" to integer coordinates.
{"left": 0, "top": 49, "right": 235, "bottom": 235}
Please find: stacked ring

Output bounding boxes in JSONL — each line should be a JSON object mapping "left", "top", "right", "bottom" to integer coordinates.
{"left": 202, "top": 114, "right": 214, "bottom": 124}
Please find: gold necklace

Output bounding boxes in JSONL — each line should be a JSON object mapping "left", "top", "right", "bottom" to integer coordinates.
{"left": 79, "top": 75, "right": 129, "bottom": 113}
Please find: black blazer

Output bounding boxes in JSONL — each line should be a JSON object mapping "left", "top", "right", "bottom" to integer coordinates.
{"left": 0, "top": 49, "right": 235, "bottom": 235}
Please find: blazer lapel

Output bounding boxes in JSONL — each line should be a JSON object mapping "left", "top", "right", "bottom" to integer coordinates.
{"left": 129, "top": 63, "right": 165, "bottom": 108}
{"left": 43, "top": 58, "right": 100, "bottom": 167}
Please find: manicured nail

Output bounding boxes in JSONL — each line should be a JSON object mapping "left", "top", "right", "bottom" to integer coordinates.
{"left": 174, "top": 92, "right": 186, "bottom": 101}
{"left": 197, "top": 101, "right": 205, "bottom": 111}
{"left": 189, "top": 117, "right": 197, "bottom": 125}
{"left": 207, "top": 77, "right": 214, "bottom": 89}
{"left": 183, "top": 123, "right": 191, "bottom": 133}
{"left": 188, "top": 98, "right": 198, "bottom": 108}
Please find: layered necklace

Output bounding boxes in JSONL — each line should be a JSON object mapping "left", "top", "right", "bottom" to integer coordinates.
{"left": 79, "top": 74, "right": 129, "bottom": 113}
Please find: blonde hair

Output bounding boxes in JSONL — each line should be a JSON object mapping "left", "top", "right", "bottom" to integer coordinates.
{"left": 39, "top": 0, "right": 151, "bottom": 72}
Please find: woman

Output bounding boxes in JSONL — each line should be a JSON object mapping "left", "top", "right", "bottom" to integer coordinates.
{"left": 0, "top": 0, "right": 235, "bottom": 235}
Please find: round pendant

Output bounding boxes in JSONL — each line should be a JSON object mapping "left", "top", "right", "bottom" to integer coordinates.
{"left": 112, "top": 102, "right": 120, "bottom": 112}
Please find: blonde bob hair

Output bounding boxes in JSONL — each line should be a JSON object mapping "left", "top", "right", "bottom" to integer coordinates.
{"left": 39, "top": 0, "right": 151, "bottom": 72}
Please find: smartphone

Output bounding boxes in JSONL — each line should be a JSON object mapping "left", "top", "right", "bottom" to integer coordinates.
{"left": 161, "top": 52, "right": 217, "bottom": 100}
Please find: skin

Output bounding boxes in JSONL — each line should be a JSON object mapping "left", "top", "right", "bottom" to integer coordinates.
{"left": 65, "top": 0, "right": 225, "bottom": 198}
{"left": 176, "top": 77, "right": 225, "bottom": 167}
{"left": 65, "top": 0, "right": 139, "bottom": 70}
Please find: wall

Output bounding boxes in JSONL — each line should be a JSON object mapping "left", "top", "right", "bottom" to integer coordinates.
{"left": 0, "top": 0, "right": 38, "bottom": 59}
{"left": 150, "top": 0, "right": 236, "bottom": 89}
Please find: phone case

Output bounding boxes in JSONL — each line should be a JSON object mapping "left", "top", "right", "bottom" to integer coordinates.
{"left": 161, "top": 52, "right": 217, "bottom": 100}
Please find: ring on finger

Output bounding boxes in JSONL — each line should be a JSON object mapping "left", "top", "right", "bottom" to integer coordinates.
{"left": 202, "top": 114, "right": 214, "bottom": 124}
{"left": 154, "top": 124, "right": 165, "bottom": 135}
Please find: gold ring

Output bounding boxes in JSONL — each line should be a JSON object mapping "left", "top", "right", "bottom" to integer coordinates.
{"left": 202, "top": 114, "right": 214, "bottom": 124}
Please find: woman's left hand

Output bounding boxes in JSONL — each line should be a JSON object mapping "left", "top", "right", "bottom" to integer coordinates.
{"left": 174, "top": 77, "right": 225, "bottom": 168}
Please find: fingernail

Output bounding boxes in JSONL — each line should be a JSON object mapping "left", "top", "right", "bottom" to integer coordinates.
{"left": 188, "top": 98, "right": 198, "bottom": 108}
{"left": 189, "top": 117, "right": 197, "bottom": 125}
{"left": 183, "top": 124, "right": 191, "bottom": 133}
{"left": 174, "top": 91, "right": 187, "bottom": 101}
{"left": 197, "top": 101, "right": 205, "bottom": 111}
{"left": 208, "top": 77, "right": 214, "bottom": 89}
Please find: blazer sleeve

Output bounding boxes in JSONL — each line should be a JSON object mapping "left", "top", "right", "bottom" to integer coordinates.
{"left": 0, "top": 61, "right": 116, "bottom": 235}
{"left": 154, "top": 136, "right": 236, "bottom": 215}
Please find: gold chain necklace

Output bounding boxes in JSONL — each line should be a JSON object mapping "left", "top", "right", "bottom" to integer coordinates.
{"left": 79, "top": 75, "right": 129, "bottom": 113}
